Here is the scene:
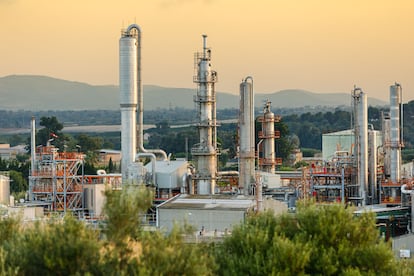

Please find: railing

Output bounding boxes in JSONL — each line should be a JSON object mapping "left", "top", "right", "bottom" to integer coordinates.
{"left": 257, "top": 115, "right": 281, "bottom": 123}
{"left": 259, "top": 158, "right": 283, "bottom": 165}
{"left": 258, "top": 130, "right": 280, "bottom": 139}
{"left": 381, "top": 196, "right": 401, "bottom": 204}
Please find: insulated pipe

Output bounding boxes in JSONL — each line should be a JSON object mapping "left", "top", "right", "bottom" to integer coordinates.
{"left": 126, "top": 24, "right": 168, "bottom": 161}
{"left": 136, "top": 152, "right": 156, "bottom": 186}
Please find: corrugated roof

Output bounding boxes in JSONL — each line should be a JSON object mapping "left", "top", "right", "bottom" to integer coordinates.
{"left": 158, "top": 194, "right": 255, "bottom": 211}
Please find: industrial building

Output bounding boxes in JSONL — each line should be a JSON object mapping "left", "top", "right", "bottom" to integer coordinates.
{"left": 157, "top": 194, "right": 255, "bottom": 235}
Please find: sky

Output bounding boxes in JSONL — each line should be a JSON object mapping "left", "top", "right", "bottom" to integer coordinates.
{"left": 0, "top": 0, "right": 413, "bottom": 102}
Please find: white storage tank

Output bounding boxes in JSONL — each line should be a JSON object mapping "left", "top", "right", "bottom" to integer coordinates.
{"left": 0, "top": 174, "right": 10, "bottom": 205}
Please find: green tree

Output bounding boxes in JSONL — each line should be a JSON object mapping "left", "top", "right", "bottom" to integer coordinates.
{"left": 101, "top": 186, "right": 216, "bottom": 275}
{"left": 37, "top": 116, "right": 64, "bottom": 147}
{"left": 2, "top": 215, "right": 102, "bottom": 275}
{"left": 9, "top": 170, "right": 28, "bottom": 193}
{"left": 214, "top": 202, "right": 398, "bottom": 275}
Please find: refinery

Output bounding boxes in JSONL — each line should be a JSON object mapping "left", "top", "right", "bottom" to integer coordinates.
{"left": 1, "top": 23, "right": 413, "bottom": 252}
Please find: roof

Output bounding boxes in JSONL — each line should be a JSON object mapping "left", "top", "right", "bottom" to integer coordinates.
{"left": 145, "top": 160, "right": 188, "bottom": 174}
{"left": 323, "top": 129, "right": 354, "bottom": 136}
{"left": 158, "top": 194, "right": 255, "bottom": 211}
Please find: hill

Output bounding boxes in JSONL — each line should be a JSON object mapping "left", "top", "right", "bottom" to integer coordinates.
{"left": 0, "top": 75, "right": 386, "bottom": 111}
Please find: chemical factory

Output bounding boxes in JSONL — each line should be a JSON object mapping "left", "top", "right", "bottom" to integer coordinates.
{"left": 1, "top": 24, "right": 413, "bottom": 243}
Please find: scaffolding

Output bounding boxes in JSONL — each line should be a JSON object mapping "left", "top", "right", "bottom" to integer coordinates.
{"left": 29, "top": 146, "right": 84, "bottom": 215}
{"left": 309, "top": 153, "right": 358, "bottom": 204}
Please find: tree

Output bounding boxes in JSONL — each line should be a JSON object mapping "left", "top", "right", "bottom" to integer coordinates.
{"left": 37, "top": 116, "right": 64, "bottom": 146}
{"left": 214, "top": 202, "right": 398, "bottom": 275}
{"left": 101, "top": 186, "right": 215, "bottom": 275}
{"left": 9, "top": 170, "right": 28, "bottom": 193}
{"left": 2, "top": 215, "right": 102, "bottom": 275}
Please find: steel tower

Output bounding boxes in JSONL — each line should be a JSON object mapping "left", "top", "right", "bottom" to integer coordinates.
{"left": 191, "top": 35, "right": 218, "bottom": 195}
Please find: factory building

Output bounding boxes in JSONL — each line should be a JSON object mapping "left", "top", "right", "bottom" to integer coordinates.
{"left": 157, "top": 194, "right": 255, "bottom": 235}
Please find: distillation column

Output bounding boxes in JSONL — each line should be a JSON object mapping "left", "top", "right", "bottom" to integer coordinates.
{"left": 191, "top": 35, "right": 218, "bottom": 195}
{"left": 352, "top": 87, "right": 368, "bottom": 206}
{"left": 390, "top": 83, "right": 402, "bottom": 183}
{"left": 239, "top": 77, "right": 255, "bottom": 195}
{"left": 258, "top": 101, "right": 280, "bottom": 174}
{"left": 119, "top": 25, "right": 138, "bottom": 182}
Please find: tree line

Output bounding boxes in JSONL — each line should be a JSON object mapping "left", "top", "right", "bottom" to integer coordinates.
{"left": 1, "top": 186, "right": 411, "bottom": 275}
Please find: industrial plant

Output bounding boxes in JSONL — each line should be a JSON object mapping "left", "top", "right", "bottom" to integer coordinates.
{"left": 1, "top": 24, "right": 413, "bottom": 246}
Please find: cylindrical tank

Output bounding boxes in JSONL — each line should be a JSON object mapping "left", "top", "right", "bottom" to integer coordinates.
{"left": 0, "top": 175, "right": 10, "bottom": 205}
{"left": 239, "top": 77, "right": 255, "bottom": 195}
{"left": 119, "top": 36, "right": 138, "bottom": 106}
{"left": 120, "top": 31, "right": 138, "bottom": 182}
{"left": 390, "top": 83, "right": 402, "bottom": 183}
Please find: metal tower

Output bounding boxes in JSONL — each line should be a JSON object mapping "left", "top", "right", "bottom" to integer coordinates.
{"left": 191, "top": 35, "right": 218, "bottom": 195}
{"left": 239, "top": 77, "right": 255, "bottom": 195}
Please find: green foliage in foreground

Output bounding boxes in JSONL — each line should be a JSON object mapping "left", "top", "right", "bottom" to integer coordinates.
{"left": 213, "top": 202, "right": 401, "bottom": 276}
{"left": 0, "top": 189, "right": 412, "bottom": 275}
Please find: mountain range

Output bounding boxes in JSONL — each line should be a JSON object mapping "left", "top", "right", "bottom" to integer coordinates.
{"left": 0, "top": 75, "right": 387, "bottom": 111}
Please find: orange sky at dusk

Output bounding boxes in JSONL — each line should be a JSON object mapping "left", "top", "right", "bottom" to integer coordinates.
{"left": 0, "top": 0, "right": 413, "bottom": 101}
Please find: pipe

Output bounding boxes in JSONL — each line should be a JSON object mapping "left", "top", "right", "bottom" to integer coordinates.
{"left": 136, "top": 152, "right": 156, "bottom": 186}
{"left": 399, "top": 83, "right": 403, "bottom": 147}
{"left": 31, "top": 116, "right": 36, "bottom": 176}
{"left": 202, "top": 34, "right": 207, "bottom": 57}
{"left": 126, "top": 24, "right": 168, "bottom": 161}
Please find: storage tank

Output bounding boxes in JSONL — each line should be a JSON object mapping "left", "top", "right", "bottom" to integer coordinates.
{"left": 0, "top": 174, "right": 10, "bottom": 205}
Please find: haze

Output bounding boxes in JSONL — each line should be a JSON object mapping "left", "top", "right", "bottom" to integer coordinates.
{"left": 0, "top": 0, "right": 413, "bottom": 102}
